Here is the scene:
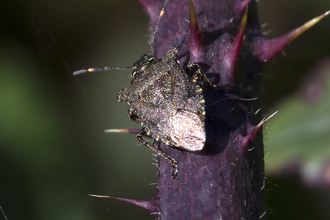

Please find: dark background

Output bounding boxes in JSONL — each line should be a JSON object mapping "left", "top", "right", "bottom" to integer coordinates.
{"left": 0, "top": 0, "right": 329, "bottom": 219}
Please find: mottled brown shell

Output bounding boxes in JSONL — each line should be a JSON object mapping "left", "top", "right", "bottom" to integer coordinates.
{"left": 117, "top": 46, "right": 206, "bottom": 151}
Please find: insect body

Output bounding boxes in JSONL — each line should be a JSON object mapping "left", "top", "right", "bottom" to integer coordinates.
{"left": 116, "top": 45, "right": 207, "bottom": 178}
{"left": 73, "top": 0, "right": 209, "bottom": 179}
{"left": 117, "top": 45, "right": 206, "bottom": 152}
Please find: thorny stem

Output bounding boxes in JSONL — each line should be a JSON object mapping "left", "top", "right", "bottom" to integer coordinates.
{"left": 99, "top": 0, "right": 328, "bottom": 219}
{"left": 137, "top": 1, "right": 267, "bottom": 219}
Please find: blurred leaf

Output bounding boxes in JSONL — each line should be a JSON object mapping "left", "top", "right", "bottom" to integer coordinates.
{"left": 265, "top": 58, "right": 330, "bottom": 186}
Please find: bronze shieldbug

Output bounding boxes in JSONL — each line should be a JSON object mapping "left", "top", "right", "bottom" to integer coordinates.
{"left": 117, "top": 45, "right": 206, "bottom": 152}
{"left": 73, "top": 0, "right": 210, "bottom": 178}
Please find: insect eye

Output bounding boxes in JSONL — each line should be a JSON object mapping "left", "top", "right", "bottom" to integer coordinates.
{"left": 148, "top": 57, "right": 156, "bottom": 62}
{"left": 132, "top": 70, "right": 137, "bottom": 77}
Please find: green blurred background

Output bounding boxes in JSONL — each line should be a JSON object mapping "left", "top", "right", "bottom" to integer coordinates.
{"left": 0, "top": 0, "right": 329, "bottom": 219}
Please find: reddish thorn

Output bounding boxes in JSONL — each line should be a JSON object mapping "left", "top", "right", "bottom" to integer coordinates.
{"left": 243, "top": 111, "right": 278, "bottom": 148}
{"left": 255, "top": 10, "right": 330, "bottom": 63}
{"left": 188, "top": 0, "right": 203, "bottom": 62}
{"left": 223, "top": 5, "right": 249, "bottom": 84}
{"left": 89, "top": 193, "right": 160, "bottom": 214}
{"left": 234, "top": 0, "right": 252, "bottom": 17}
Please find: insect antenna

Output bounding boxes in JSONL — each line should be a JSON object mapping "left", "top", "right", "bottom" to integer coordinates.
{"left": 73, "top": 66, "right": 133, "bottom": 75}
{"left": 147, "top": 0, "right": 171, "bottom": 56}
{"left": 74, "top": 0, "right": 171, "bottom": 76}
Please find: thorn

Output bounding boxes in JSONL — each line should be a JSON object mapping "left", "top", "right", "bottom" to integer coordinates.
{"left": 188, "top": 0, "right": 203, "bottom": 61}
{"left": 255, "top": 10, "right": 330, "bottom": 63}
{"left": 287, "top": 10, "right": 330, "bottom": 43}
{"left": 0, "top": 206, "right": 8, "bottom": 220}
{"left": 243, "top": 111, "right": 278, "bottom": 147}
{"left": 223, "top": 4, "right": 249, "bottom": 84}
{"left": 189, "top": 0, "right": 199, "bottom": 33}
{"left": 89, "top": 194, "right": 114, "bottom": 198}
{"left": 89, "top": 193, "right": 160, "bottom": 214}
{"left": 234, "top": 0, "right": 252, "bottom": 17}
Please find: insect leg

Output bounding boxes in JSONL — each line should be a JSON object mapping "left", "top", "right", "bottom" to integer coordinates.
{"left": 187, "top": 63, "right": 230, "bottom": 89}
{"left": 137, "top": 129, "right": 178, "bottom": 179}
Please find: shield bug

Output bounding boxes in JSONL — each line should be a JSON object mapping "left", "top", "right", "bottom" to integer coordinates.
{"left": 73, "top": 0, "right": 210, "bottom": 179}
